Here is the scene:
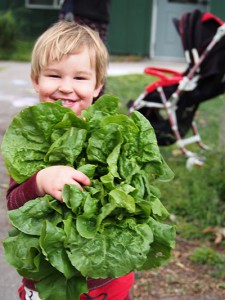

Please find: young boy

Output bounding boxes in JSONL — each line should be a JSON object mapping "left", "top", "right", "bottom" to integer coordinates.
{"left": 6, "top": 21, "right": 134, "bottom": 300}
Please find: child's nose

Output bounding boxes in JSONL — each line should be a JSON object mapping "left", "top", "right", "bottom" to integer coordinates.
{"left": 58, "top": 78, "right": 74, "bottom": 93}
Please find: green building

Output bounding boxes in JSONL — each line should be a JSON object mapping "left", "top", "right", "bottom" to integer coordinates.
{"left": 0, "top": 0, "right": 225, "bottom": 60}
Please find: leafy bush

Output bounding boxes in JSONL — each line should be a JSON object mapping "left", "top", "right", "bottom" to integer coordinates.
{"left": 0, "top": 40, "right": 34, "bottom": 61}
{"left": 0, "top": 10, "right": 17, "bottom": 50}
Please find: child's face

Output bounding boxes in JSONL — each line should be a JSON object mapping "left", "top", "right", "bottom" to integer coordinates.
{"left": 31, "top": 47, "right": 103, "bottom": 116}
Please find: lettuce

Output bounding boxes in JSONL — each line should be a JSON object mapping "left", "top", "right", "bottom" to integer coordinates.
{"left": 1, "top": 94, "right": 175, "bottom": 300}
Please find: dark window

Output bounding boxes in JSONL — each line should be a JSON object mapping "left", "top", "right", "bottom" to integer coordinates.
{"left": 25, "top": 0, "right": 61, "bottom": 9}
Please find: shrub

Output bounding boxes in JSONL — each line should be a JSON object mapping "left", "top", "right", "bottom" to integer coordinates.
{"left": 0, "top": 10, "right": 17, "bottom": 50}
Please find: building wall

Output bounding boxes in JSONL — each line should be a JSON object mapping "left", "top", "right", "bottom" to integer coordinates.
{"left": 210, "top": 0, "right": 225, "bottom": 20}
{"left": 107, "top": 0, "right": 153, "bottom": 56}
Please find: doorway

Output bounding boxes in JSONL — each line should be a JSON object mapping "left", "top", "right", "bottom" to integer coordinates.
{"left": 151, "top": 0, "right": 209, "bottom": 60}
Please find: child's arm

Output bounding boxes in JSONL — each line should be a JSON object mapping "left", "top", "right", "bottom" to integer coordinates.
{"left": 6, "top": 166, "right": 90, "bottom": 210}
{"left": 6, "top": 172, "right": 40, "bottom": 210}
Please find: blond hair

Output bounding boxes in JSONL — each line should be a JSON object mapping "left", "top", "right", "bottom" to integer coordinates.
{"left": 31, "top": 21, "right": 109, "bottom": 87}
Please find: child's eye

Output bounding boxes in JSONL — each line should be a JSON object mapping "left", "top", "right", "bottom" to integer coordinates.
{"left": 49, "top": 75, "right": 60, "bottom": 78}
{"left": 44, "top": 73, "right": 60, "bottom": 78}
{"left": 75, "top": 76, "right": 87, "bottom": 80}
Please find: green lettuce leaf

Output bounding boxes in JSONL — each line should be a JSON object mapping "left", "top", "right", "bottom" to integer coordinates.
{"left": 36, "top": 272, "right": 87, "bottom": 300}
{"left": 7, "top": 195, "right": 62, "bottom": 235}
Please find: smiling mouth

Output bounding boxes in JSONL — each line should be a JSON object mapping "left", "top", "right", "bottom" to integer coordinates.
{"left": 60, "top": 99, "right": 81, "bottom": 105}
{"left": 62, "top": 100, "right": 74, "bottom": 104}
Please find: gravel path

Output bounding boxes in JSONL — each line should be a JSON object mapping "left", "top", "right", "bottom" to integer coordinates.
{"left": 0, "top": 61, "right": 36, "bottom": 299}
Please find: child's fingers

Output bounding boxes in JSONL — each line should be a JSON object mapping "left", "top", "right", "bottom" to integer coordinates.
{"left": 71, "top": 170, "right": 91, "bottom": 186}
{"left": 63, "top": 177, "right": 85, "bottom": 191}
{"left": 52, "top": 190, "right": 63, "bottom": 202}
{"left": 54, "top": 180, "right": 85, "bottom": 202}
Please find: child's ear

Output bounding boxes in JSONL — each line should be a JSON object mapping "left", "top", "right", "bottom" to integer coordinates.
{"left": 31, "top": 75, "right": 39, "bottom": 93}
{"left": 93, "top": 83, "right": 104, "bottom": 98}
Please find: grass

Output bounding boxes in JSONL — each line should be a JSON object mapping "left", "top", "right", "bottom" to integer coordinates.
{"left": 105, "top": 74, "right": 153, "bottom": 114}
{"left": 189, "top": 247, "right": 224, "bottom": 266}
{"left": 189, "top": 246, "right": 225, "bottom": 279}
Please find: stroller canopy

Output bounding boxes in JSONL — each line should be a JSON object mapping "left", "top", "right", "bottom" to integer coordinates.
{"left": 174, "top": 9, "right": 225, "bottom": 77}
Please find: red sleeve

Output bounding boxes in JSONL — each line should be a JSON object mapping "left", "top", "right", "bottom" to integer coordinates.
{"left": 6, "top": 172, "right": 40, "bottom": 211}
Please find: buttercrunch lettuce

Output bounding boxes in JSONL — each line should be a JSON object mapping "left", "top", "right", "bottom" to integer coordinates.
{"left": 2, "top": 95, "right": 175, "bottom": 300}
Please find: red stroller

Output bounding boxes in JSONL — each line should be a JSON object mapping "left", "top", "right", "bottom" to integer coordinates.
{"left": 128, "top": 10, "right": 225, "bottom": 166}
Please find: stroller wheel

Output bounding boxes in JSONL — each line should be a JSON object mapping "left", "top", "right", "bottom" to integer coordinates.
{"left": 186, "top": 156, "right": 204, "bottom": 170}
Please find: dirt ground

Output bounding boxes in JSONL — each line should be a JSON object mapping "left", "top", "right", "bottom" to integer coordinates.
{"left": 130, "top": 238, "right": 225, "bottom": 300}
{"left": 0, "top": 61, "right": 225, "bottom": 300}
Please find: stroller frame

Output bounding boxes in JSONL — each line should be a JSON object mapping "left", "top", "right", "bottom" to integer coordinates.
{"left": 129, "top": 20, "right": 225, "bottom": 166}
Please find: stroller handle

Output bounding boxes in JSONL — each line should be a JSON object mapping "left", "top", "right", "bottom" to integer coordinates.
{"left": 144, "top": 67, "right": 182, "bottom": 93}
{"left": 144, "top": 67, "right": 182, "bottom": 79}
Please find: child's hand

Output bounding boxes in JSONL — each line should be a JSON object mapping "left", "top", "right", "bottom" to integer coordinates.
{"left": 36, "top": 165, "right": 91, "bottom": 201}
